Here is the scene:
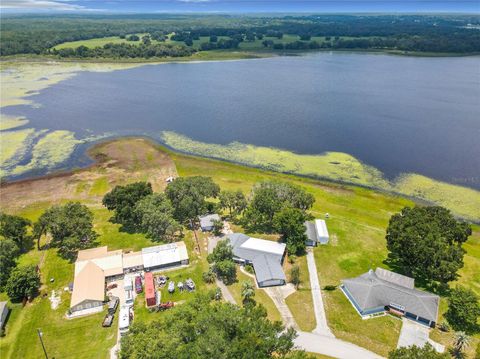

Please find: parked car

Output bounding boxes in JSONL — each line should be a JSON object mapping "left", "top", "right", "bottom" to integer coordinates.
{"left": 177, "top": 282, "right": 184, "bottom": 291}
{"left": 106, "top": 283, "right": 117, "bottom": 291}
{"left": 108, "top": 296, "right": 119, "bottom": 314}
{"left": 125, "top": 290, "right": 134, "bottom": 305}
{"left": 168, "top": 281, "right": 175, "bottom": 293}
{"left": 135, "top": 276, "right": 143, "bottom": 294}
{"left": 102, "top": 313, "right": 114, "bottom": 327}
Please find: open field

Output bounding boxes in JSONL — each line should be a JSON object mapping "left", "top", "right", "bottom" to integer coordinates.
{"left": 53, "top": 34, "right": 148, "bottom": 50}
{"left": 0, "top": 138, "right": 479, "bottom": 358}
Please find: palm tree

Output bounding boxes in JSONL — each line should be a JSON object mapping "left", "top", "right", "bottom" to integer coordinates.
{"left": 454, "top": 331, "right": 470, "bottom": 352}
{"left": 450, "top": 331, "right": 470, "bottom": 359}
{"left": 241, "top": 281, "right": 255, "bottom": 305}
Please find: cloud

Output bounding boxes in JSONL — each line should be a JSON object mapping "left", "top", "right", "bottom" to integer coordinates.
{"left": 0, "top": 0, "right": 89, "bottom": 11}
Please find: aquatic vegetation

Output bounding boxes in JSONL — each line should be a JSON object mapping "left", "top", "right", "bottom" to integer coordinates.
{"left": 11, "top": 130, "right": 81, "bottom": 176}
{"left": 0, "top": 128, "right": 37, "bottom": 176}
{"left": 0, "top": 116, "right": 29, "bottom": 131}
{"left": 161, "top": 131, "right": 390, "bottom": 189}
{"left": 161, "top": 131, "right": 480, "bottom": 221}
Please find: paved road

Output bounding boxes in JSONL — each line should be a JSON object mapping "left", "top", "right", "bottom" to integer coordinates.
{"left": 306, "top": 248, "right": 334, "bottom": 337}
{"left": 295, "top": 331, "right": 384, "bottom": 359}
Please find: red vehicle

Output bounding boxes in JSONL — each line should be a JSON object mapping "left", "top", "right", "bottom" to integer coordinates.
{"left": 135, "top": 276, "right": 143, "bottom": 294}
{"left": 158, "top": 302, "right": 174, "bottom": 311}
{"left": 144, "top": 272, "right": 156, "bottom": 307}
{"left": 106, "top": 283, "right": 117, "bottom": 290}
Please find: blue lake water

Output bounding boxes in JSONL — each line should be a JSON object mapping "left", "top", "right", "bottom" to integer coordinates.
{"left": 3, "top": 52, "right": 480, "bottom": 188}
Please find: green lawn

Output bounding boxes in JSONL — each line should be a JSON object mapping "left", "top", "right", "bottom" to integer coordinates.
{"left": 53, "top": 34, "right": 148, "bottom": 50}
{"left": 285, "top": 255, "right": 316, "bottom": 332}
{"left": 227, "top": 270, "right": 282, "bottom": 323}
{"left": 1, "top": 140, "right": 479, "bottom": 358}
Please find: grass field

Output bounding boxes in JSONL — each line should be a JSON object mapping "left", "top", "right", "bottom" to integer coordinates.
{"left": 0, "top": 138, "right": 479, "bottom": 358}
{"left": 53, "top": 34, "right": 148, "bottom": 50}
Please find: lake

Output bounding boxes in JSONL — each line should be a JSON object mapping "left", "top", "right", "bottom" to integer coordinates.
{"left": 3, "top": 52, "right": 480, "bottom": 189}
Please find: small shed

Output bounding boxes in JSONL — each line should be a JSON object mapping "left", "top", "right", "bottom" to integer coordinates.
{"left": 144, "top": 272, "right": 156, "bottom": 307}
{"left": 198, "top": 214, "right": 221, "bottom": 232}
{"left": 304, "top": 219, "right": 329, "bottom": 246}
{"left": 0, "top": 301, "right": 9, "bottom": 329}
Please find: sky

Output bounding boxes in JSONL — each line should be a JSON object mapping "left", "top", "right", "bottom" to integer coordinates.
{"left": 1, "top": 0, "right": 479, "bottom": 13}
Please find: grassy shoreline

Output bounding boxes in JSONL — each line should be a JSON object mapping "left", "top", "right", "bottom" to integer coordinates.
{"left": 0, "top": 137, "right": 478, "bottom": 358}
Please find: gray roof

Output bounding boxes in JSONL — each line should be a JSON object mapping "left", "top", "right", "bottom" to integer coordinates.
{"left": 342, "top": 269, "right": 439, "bottom": 322}
{"left": 226, "top": 233, "right": 286, "bottom": 283}
{"left": 375, "top": 267, "right": 414, "bottom": 289}
{"left": 0, "top": 301, "right": 7, "bottom": 313}
{"left": 304, "top": 221, "right": 317, "bottom": 242}
{"left": 198, "top": 214, "right": 221, "bottom": 228}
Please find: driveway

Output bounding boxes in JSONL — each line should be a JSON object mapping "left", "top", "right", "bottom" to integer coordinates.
{"left": 306, "top": 248, "right": 334, "bottom": 337}
{"left": 397, "top": 318, "right": 444, "bottom": 352}
{"left": 263, "top": 286, "right": 298, "bottom": 330}
{"left": 295, "top": 331, "right": 384, "bottom": 359}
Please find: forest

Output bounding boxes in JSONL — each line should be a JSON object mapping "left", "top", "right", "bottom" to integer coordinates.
{"left": 1, "top": 14, "right": 479, "bottom": 57}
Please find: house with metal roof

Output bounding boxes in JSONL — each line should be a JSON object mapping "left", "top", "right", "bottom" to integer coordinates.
{"left": 304, "top": 219, "right": 329, "bottom": 246}
{"left": 142, "top": 241, "right": 189, "bottom": 272}
{"left": 198, "top": 213, "right": 221, "bottom": 232}
{"left": 226, "top": 233, "right": 286, "bottom": 287}
{"left": 341, "top": 268, "right": 439, "bottom": 327}
{"left": 70, "top": 261, "right": 105, "bottom": 316}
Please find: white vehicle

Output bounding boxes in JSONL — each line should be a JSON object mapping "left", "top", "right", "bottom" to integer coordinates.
{"left": 124, "top": 278, "right": 133, "bottom": 292}
{"left": 125, "top": 289, "right": 134, "bottom": 305}
{"left": 119, "top": 305, "right": 130, "bottom": 335}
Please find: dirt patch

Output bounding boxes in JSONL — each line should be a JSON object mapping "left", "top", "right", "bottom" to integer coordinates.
{"left": 0, "top": 138, "right": 177, "bottom": 211}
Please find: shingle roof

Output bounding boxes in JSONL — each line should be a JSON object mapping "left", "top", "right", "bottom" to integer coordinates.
{"left": 342, "top": 269, "right": 439, "bottom": 322}
{"left": 227, "top": 233, "right": 286, "bottom": 284}
{"left": 198, "top": 214, "right": 221, "bottom": 228}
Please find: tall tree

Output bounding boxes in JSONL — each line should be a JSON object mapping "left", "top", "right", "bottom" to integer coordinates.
{"left": 120, "top": 294, "right": 297, "bottom": 359}
{"left": 445, "top": 286, "right": 480, "bottom": 334}
{"left": 219, "top": 190, "right": 247, "bottom": 217}
{"left": 273, "top": 207, "right": 308, "bottom": 255}
{"left": 6, "top": 265, "right": 41, "bottom": 302}
{"left": 165, "top": 176, "right": 220, "bottom": 224}
{"left": 134, "top": 193, "right": 181, "bottom": 242}
{"left": 207, "top": 240, "right": 237, "bottom": 284}
{"left": 34, "top": 202, "right": 97, "bottom": 261}
{"left": 243, "top": 181, "right": 314, "bottom": 232}
{"left": 0, "top": 239, "right": 20, "bottom": 289}
{"left": 0, "top": 213, "right": 32, "bottom": 252}
{"left": 102, "top": 182, "right": 153, "bottom": 230}
{"left": 385, "top": 206, "right": 471, "bottom": 284}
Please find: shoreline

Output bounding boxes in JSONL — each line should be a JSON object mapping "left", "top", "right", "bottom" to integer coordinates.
{"left": 1, "top": 47, "right": 479, "bottom": 66}
{"left": 2, "top": 135, "right": 479, "bottom": 225}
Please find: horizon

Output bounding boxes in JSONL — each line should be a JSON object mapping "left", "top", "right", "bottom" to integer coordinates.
{"left": 1, "top": 1, "right": 479, "bottom": 14}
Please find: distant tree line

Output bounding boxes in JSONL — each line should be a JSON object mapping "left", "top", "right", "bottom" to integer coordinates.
{"left": 1, "top": 14, "right": 479, "bottom": 56}
{"left": 50, "top": 42, "right": 195, "bottom": 59}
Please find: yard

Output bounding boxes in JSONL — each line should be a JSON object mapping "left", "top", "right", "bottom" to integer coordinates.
{"left": 1, "top": 138, "right": 479, "bottom": 357}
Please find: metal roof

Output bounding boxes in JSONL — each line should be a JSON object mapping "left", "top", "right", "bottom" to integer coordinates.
{"left": 142, "top": 241, "right": 189, "bottom": 269}
{"left": 227, "top": 233, "right": 286, "bottom": 284}
{"left": 70, "top": 261, "right": 105, "bottom": 308}
{"left": 304, "top": 221, "right": 317, "bottom": 242}
{"left": 342, "top": 269, "right": 439, "bottom": 322}
{"left": 375, "top": 267, "right": 414, "bottom": 289}
{"left": 198, "top": 214, "right": 221, "bottom": 228}
{"left": 315, "top": 219, "right": 329, "bottom": 238}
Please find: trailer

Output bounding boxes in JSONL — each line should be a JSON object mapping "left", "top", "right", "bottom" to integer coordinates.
{"left": 119, "top": 305, "right": 130, "bottom": 335}
{"left": 144, "top": 272, "right": 156, "bottom": 307}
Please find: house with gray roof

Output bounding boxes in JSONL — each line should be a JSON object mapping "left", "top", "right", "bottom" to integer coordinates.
{"left": 341, "top": 268, "right": 439, "bottom": 327}
{"left": 198, "top": 214, "right": 221, "bottom": 232}
{"left": 304, "top": 219, "right": 329, "bottom": 246}
{"left": 226, "top": 233, "right": 287, "bottom": 287}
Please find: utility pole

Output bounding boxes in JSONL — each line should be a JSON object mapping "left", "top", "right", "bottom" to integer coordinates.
{"left": 37, "top": 328, "right": 49, "bottom": 359}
